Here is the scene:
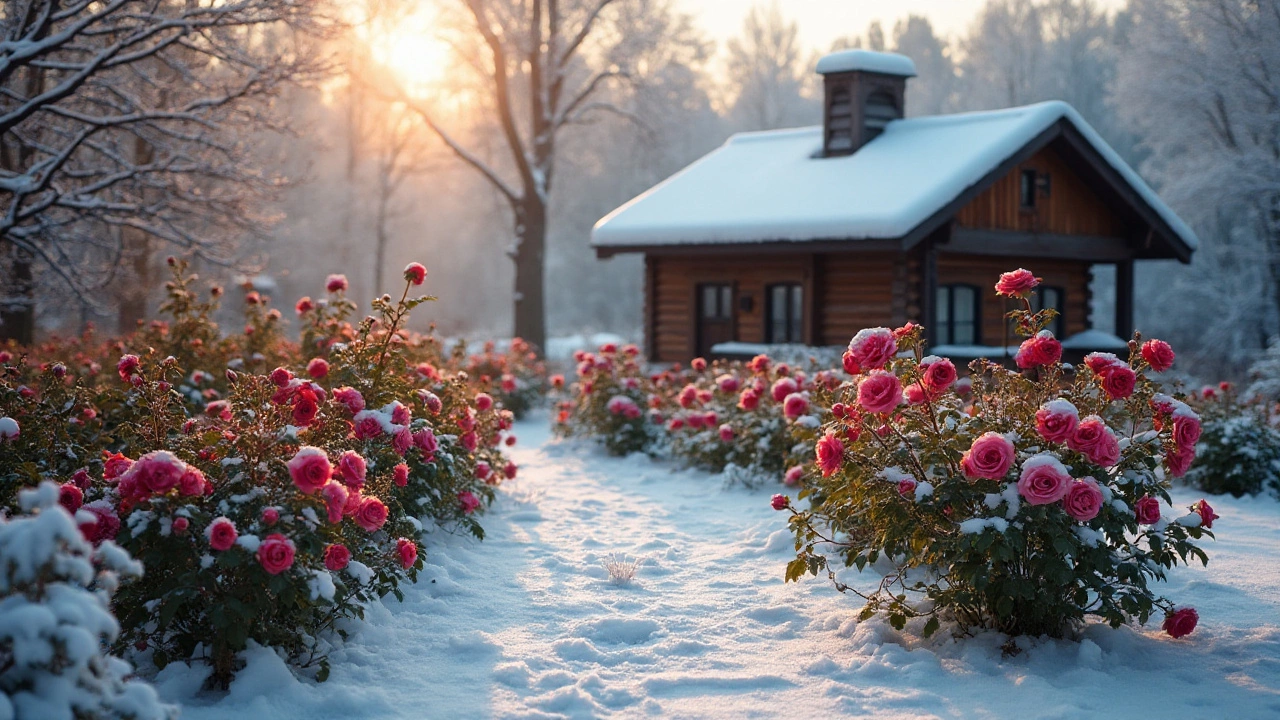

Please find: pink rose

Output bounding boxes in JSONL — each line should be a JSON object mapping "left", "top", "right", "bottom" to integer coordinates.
{"left": 307, "top": 358, "right": 329, "bottom": 379}
{"left": 716, "top": 374, "right": 740, "bottom": 393}
{"left": 771, "top": 494, "right": 789, "bottom": 511}
{"left": 1173, "top": 415, "right": 1202, "bottom": 450}
{"left": 784, "top": 466, "right": 803, "bottom": 486}
{"left": 897, "top": 478, "right": 917, "bottom": 498}
{"left": 1017, "top": 455, "right": 1072, "bottom": 505}
{"left": 678, "top": 385, "right": 698, "bottom": 408}
{"left": 847, "top": 328, "right": 897, "bottom": 371}
{"left": 391, "top": 402, "right": 411, "bottom": 425}
{"left": 1035, "top": 399, "right": 1079, "bottom": 444}
{"left": 842, "top": 350, "right": 862, "bottom": 376}
{"left": 1166, "top": 446, "right": 1195, "bottom": 477}
{"left": 961, "top": 432, "right": 1015, "bottom": 480}
{"left": 458, "top": 491, "right": 481, "bottom": 514}
{"left": 1062, "top": 478, "right": 1104, "bottom": 522}
{"left": 178, "top": 467, "right": 207, "bottom": 496}
{"left": 1192, "top": 499, "right": 1218, "bottom": 529}
{"left": 1141, "top": 339, "right": 1175, "bottom": 372}
{"left": 334, "top": 387, "right": 366, "bottom": 414}
{"left": 783, "top": 392, "right": 809, "bottom": 420}
{"left": 335, "top": 450, "right": 366, "bottom": 487}
{"left": 397, "top": 538, "right": 418, "bottom": 568}
{"left": 1015, "top": 331, "right": 1062, "bottom": 369}
{"left": 770, "top": 377, "right": 799, "bottom": 403}
{"left": 691, "top": 357, "right": 707, "bottom": 372}
{"left": 414, "top": 428, "right": 439, "bottom": 457}
{"left": 1068, "top": 416, "right": 1120, "bottom": 467}
{"left": 78, "top": 504, "right": 120, "bottom": 545}
{"left": 719, "top": 424, "right": 735, "bottom": 442}
{"left": 393, "top": 463, "right": 410, "bottom": 487}
{"left": 994, "top": 268, "right": 1040, "bottom": 297}
{"left": 172, "top": 517, "right": 189, "bottom": 534}
{"left": 257, "top": 533, "right": 295, "bottom": 575}
{"left": 326, "top": 274, "right": 348, "bottom": 293}
{"left": 287, "top": 446, "right": 332, "bottom": 494}
{"left": 1163, "top": 607, "right": 1198, "bottom": 638}
{"left": 921, "top": 357, "right": 956, "bottom": 393}
{"left": 295, "top": 297, "right": 313, "bottom": 315}
{"left": 475, "top": 393, "right": 494, "bottom": 411}
{"left": 262, "top": 507, "right": 279, "bottom": 526}
{"left": 738, "top": 389, "right": 760, "bottom": 411}
{"left": 857, "top": 371, "right": 903, "bottom": 415}
{"left": 1134, "top": 496, "right": 1162, "bottom": 525}
{"left": 322, "top": 481, "right": 349, "bottom": 524}
{"left": 1101, "top": 365, "right": 1137, "bottom": 400}
{"left": 355, "top": 496, "right": 389, "bottom": 532}
{"left": 475, "top": 461, "right": 492, "bottom": 481}
{"left": 324, "top": 543, "right": 351, "bottom": 571}
{"left": 206, "top": 517, "right": 238, "bottom": 551}
{"left": 460, "top": 431, "right": 478, "bottom": 452}
{"left": 504, "top": 461, "right": 518, "bottom": 480}
{"left": 127, "top": 451, "right": 187, "bottom": 496}
{"left": 1083, "top": 352, "right": 1126, "bottom": 375}
{"left": 393, "top": 426, "right": 412, "bottom": 456}
{"left": 904, "top": 383, "right": 927, "bottom": 405}
{"left": 816, "top": 433, "right": 845, "bottom": 477}
{"left": 353, "top": 412, "right": 383, "bottom": 440}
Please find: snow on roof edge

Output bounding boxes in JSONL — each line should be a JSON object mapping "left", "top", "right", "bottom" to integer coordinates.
{"left": 816, "top": 49, "right": 917, "bottom": 77}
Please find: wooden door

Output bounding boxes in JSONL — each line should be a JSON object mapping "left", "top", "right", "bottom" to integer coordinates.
{"left": 696, "top": 283, "right": 735, "bottom": 358}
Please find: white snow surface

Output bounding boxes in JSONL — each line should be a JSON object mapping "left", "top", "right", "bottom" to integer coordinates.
{"left": 815, "top": 49, "right": 917, "bottom": 76}
{"left": 591, "top": 101, "right": 1198, "bottom": 253}
{"left": 156, "top": 414, "right": 1280, "bottom": 719}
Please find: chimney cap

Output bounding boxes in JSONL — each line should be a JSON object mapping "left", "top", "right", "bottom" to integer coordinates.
{"left": 815, "top": 49, "right": 917, "bottom": 77}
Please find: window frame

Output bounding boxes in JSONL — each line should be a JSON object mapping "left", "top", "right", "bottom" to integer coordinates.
{"left": 1031, "top": 285, "right": 1065, "bottom": 338}
{"left": 935, "top": 283, "right": 982, "bottom": 346}
{"left": 765, "top": 282, "right": 805, "bottom": 345}
{"left": 1020, "top": 168, "right": 1038, "bottom": 210}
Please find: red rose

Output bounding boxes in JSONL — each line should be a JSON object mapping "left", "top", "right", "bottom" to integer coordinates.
{"left": 1172, "top": 415, "right": 1202, "bottom": 450}
{"left": 1101, "top": 365, "right": 1137, "bottom": 400}
{"left": 172, "top": 517, "right": 189, "bottom": 534}
{"left": 403, "top": 262, "right": 427, "bottom": 285}
{"left": 1015, "top": 332, "right": 1062, "bottom": 369}
{"left": 58, "top": 484, "right": 84, "bottom": 513}
{"left": 1134, "top": 496, "right": 1162, "bottom": 525}
{"left": 393, "top": 463, "right": 410, "bottom": 487}
{"left": 921, "top": 358, "right": 956, "bottom": 393}
{"left": 287, "top": 446, "right": 332, "bottom": 494}
{"left": 307, "top": 358, "right": 329, "bottom": 379}
{"left": 961, "top": 432, "right": 1015, "bottom": 480}
{"left": 770, "top": 494, "right": 789, "bottom": 511}
{"left": 257, "top": 533, "right": 295, "bottom": 575}
{"left": 816, "top": 433, "right": 845, "bottom": 477}
{"left": 1141, "top": 339, "right": 1175, "bottom": 372}
{"left": 354, "top": 413, "right": 383, "bottom": 440}
{"left": 1062, "top": 478, "right": 1104, "bottom": 522}
{"left": 326, "top": 274, "right": 348, "bottom": 293}
{"left": 847, "top": 328, "right": 897, "bottom": 371}
{"left": 1167, "top": 446, "right": 1195, "bottom": 477}
{"left": 1035, "top": 399, "right": 1080, "bottom": 444}
{"left": 458, "top": 491, "right": 481, "bottom": 514}
{"left": 1162, "top": 607, "right": 1198, "bottom": 638}
{"left": 856, "top": 371, "right": 903, "bottom": 415}
{"left": 1192, "top": 499, "right": 1218, "bottom": 529}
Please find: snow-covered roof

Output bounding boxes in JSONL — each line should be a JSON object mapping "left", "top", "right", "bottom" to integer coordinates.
{"left": 591, "top": 101, "right": 1199, "bottom": 254}
{"left": 815, "top": 49, "right": 917, "bottom": 77}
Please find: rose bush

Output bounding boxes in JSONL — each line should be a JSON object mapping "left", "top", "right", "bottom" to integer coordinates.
{"left": 1183, "top": 384, "right": 1280, "bottom": 498}
{"left": 781, "top": 268, "right": 1216, "bottom": 640}
{"left": 0, "top": 260, "right": 512, "bottom": 685}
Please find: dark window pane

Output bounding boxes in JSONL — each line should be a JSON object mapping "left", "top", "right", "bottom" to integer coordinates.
{"left": 701, "top": 286, "right": 718, "bottom": 319}
{"left": 935, "top": 287, "right": 950, "bottom": 345}
{"left": 953, "top": 286, "right": 978, "bottom": 345}
{"left": 790, "top": 286, "right": 804, "bottom": 342}
{"left": 720, "top": 287, "right": 733, "bottom": 319}
{"left": 1021, "top": 169, "right": 1037, "bottom": 208}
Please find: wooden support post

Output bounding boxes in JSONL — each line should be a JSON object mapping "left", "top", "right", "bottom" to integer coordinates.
{"left": 922, "top": 243, "right": 938, "bottom": 349}
{"left": 1115, "top": 259, "right": 1134, "bottom": 341}
{"left": 644, "top": 255, "right": 657, "bottom": 362}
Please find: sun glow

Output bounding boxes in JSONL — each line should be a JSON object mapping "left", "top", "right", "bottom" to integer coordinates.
{"left": 353, "top": 4, "right": 453, "bottom": 94}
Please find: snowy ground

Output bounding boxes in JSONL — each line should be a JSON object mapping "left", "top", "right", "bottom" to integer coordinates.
{"left": 157, "top": 413, "right": 1280, "bottom": 719}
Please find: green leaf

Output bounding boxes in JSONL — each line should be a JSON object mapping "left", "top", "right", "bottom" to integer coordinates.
{"left": 889, "top": 613, "right": 906, "bottom": 631}
{"left": 922, "top": 617, "right": 940, "bottom": 638}
{"left": 785, "top": 558, "right": 807, "bottom": 583}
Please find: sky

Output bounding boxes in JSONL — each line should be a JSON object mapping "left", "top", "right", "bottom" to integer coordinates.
{"left": 682, "top": 0, "right": 1127, "bottom": 53}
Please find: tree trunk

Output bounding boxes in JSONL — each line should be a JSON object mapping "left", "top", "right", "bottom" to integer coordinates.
{"left": 0, "top": 246, "right": 35, "bottom": 344}
{"left": 513, "top": 199, "right": 547, "bottom": 353}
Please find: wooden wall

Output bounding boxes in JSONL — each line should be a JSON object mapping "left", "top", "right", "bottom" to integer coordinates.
{"left": 954, "top": 144, "right": 1126, "bottom": 238}
{"left": 935, "top": 254, "right": 1092, "bottom": 344}
{"left": 815, "top": 252, "right": 900, "bottom": 345}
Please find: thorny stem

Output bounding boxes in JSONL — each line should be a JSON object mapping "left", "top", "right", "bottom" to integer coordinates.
{"left": 369, "top": 280, "right": 412, "bottom": 399}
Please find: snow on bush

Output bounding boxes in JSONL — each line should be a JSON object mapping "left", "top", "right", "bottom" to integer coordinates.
{"left": 782, "top": 268, "right": 1218, "bottom": 639}
{"left": 0, "top": 259, "right": 517, "bottom": 686}
{"left": 1183, "top": 384, "right": 1280, "bottom": 498}
{"left": 0, "top": 482, "right": 177, "bottom": 720}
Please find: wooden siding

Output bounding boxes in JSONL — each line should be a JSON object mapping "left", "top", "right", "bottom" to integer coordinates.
{"left": 935, "top": 254, "right": 1091, "bottom": 344}
{"left": 955, "top": 145, "right": 1126, "bottom": 238}
{"left": 815, "top": 253, "right": 899, "bottom": 345}
{"left": 649, "top": 255, "right": 809, "bottom": 362}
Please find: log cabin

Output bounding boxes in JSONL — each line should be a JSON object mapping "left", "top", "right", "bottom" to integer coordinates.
{"left": 590, "top": 50, "right": 1198, "bottom": 364}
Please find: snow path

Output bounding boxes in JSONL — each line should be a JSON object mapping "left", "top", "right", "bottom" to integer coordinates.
{"left": 160, "top": 413, "right": 1280, "bottom": 719}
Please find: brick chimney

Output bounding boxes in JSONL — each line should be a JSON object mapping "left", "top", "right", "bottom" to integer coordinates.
{"left": 816, "top": 50, "right": 916, "bottom": 157}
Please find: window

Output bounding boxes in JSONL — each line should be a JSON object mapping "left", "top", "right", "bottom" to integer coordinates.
{"left": 766, "top": 283, "right": 804, "bottom": 344}
{"left": 936, "top": 284, "right": 980, "bottom": 346}
{"left": 1030, "top": 286, "right": 1065, "bottom": 337}
{"left": 700, "top": 284, "right": 733, "bottom": 321}
{"left": 864, "top": 91, "right": 898, "bottom": 142}
{"left": 1020, "top": 169, "right": 1038, "bottom": 209}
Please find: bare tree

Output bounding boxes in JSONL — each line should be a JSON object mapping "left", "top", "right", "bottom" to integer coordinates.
{"left": 724, "top": 1, "right": 816, "bottom": 132}
{"left": 0, "top": 0, "right": 331, "bottom": 341}
{"left": 398, "top": 0, "right": 668, "bottom": 353}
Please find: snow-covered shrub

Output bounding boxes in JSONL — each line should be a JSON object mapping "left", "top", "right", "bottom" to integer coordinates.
{"left": 553, "top": 344, "right": 660, "bottom": 456}
{"left": 0, "top": 483, "right": 177, "bottom": 720}
{"left": 0, "top": 261, "right": 511, "bottom": 686}
{"left": 661, "top": 356, "right": 822, "bottom": 486}
{"left": 454, "top": 338, "right": 547, "bottom": 419}
{"left": 600, "top": 553, "right": 640, "bottom": 586}
{"left": 1184, "top": 386, "right": 1280, "bottom": 497}
{"left": 783, "top": 269, "right": 1217, "bottom": 639}
{"left": 1245, "top": 337, "right": 1280, "bottom": 405}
